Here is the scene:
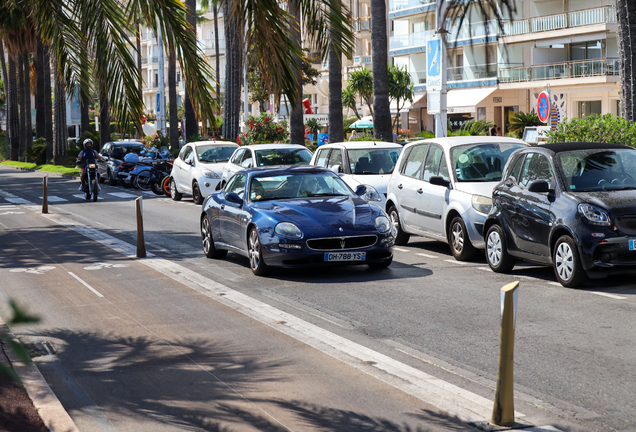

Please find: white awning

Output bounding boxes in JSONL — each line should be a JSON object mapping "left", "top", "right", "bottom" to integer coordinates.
{"left": 391, "top": 92, "right": 427, "bottom": 114}
{"left": 446, "top": 87, "right": 497, "bottom": 114}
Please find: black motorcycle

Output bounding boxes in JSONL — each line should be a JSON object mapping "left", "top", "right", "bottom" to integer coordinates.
{"left": 84, "top": 162, "right": 99, "bottom": 201}
{"left": 132, "top": 159, "right": 173, "bottom": 195}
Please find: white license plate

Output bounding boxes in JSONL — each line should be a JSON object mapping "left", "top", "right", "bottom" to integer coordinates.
{"left": 324, "top": 252, "right": 366, "bottom": 262}
{"left": 630, "top": 239, "right": 636, "bottom": 251}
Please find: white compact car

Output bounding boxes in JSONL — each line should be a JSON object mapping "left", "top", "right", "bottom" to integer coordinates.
{"left": 386, "top": 136, "right": 528, "bottom": 260}
{"left": 310, "top": 141, "right": 403, "bottom": 209}
{"left": 220, "top": 144, "right": 313, "bottom": 187}
{"left": 170, "top": 141, "right": 239, "bottom": 204}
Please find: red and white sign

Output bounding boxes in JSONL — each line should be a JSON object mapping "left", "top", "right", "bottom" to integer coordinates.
{"left": 537, "top": 91, "right": 550, "bottom": 123}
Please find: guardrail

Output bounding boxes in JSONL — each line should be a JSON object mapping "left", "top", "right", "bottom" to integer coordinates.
{"left": 503, "top": 5, "right": 616, "bottom": 36}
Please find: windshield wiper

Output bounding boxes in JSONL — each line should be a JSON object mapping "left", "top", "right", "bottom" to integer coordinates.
{"left": 305, "top": 193, "right": 348, "bottom": 197}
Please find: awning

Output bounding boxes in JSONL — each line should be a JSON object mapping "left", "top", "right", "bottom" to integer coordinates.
{"left": 446, "top": 87, "right": 497, "bottom": 114}
{"left": 391, "top": 91, "right": 426, "bottom": 114}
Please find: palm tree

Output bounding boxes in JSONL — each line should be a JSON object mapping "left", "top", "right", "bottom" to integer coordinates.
{"left": 370, "top": 0, "right": 391, "bottom": 142}
{"left": 327, "top": 0, "right": 344, "bottom": 144}
{"left": 348, "top": 69, "right": 374, "bottom": 119}
{"left": 342, "top": 86, "right": 361, "bottom": 120}
{"left": 288, "top": 1, "right": 304, "bottom": 144}
{"left": 183, "top": 0, "right": 199, "bottom": 139}
{"left": 388, "top": 63, "right": 414, "bottom": 132}
{"left": 617, "top": 0, "right": 636, "bottom": 121}
{"left": 222, "top": 0, "right": 242, "bottom": 140}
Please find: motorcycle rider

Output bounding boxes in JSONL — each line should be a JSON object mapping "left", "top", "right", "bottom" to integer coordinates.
{"left": 77, "top": 139, "right": 102, "bottom": 191}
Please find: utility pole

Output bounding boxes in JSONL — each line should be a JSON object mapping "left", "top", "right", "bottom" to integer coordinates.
{"left": 427, "top": 0, "right": 448, "bottom": 137}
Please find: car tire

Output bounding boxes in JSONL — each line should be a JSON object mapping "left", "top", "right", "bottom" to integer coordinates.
{"left": 201, "top": 214, "right": 227, "bottom": 259}
{"left": 192, "top": 182, "right": 203, "bottom": 205}
{"left": 485, "top": 224, "right": 515, "bottom": 273}
{"left": 449, "top": 216, "right": 477, "bottom": 261}
{"left": 553, "top": 235, "right": 587, "bottom": 288}
{"left": 388, "top": 206, "right": 410, "bottom": 245}
{"left": 170, "top": 178, "right": 182, "bottom": 201}
{"left": 161, "top": 176, "right": 171, "bottom": 196}
{"left": 107, "top": 169, "right": 117, "bottom": 186}
{"left": 248, "top": 227, "right": 269, "bottom": 276}
{"left": 368, "top": 256, "right": 392, "bottom": 269}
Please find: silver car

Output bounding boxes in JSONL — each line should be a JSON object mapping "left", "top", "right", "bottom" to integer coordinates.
{"left": 385, "top": 136, "right": 528, "bottom": 260}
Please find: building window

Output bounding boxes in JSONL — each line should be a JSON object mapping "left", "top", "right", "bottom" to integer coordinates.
{"left": 570, "top": 41, "right": 602, "bottom": 61}
{"left": 477, "top": 107, "right": 486, "bottom": 121}
{"left": 577, "top": 101, "right": 602, "bottom": 118}
{"left": 177, "top": 72, "right": 181, "bottom": 83}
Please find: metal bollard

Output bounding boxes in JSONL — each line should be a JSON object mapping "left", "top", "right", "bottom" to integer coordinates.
{"left": 136, "top": 196, "right": 146, "bottom": 258}
{"left": 42, "top": 176, "right": 48, "bottom": 214}
{"left": 491, "top": 281, "right": 519, "bottom": 427}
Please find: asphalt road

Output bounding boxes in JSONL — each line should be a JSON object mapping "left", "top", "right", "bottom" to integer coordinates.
{"left": 1, "top": 165, "right": 635, "bottom": 432}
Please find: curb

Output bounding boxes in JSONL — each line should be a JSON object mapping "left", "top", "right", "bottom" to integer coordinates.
{"left": 0, "top": 317, "right": 79, "bottom": 432}
{"left": 0, "top": 164, "right": 80, "bottom": 180}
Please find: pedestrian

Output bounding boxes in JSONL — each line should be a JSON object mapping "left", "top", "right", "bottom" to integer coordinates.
{"left": 490, "top": 125, "right": 496, "bottom": 136}
{"left": 349, "top": 130, "right": 358, "bottom": 141}
{"left": 496, "top": 126, "right": 502, "bottom": 136}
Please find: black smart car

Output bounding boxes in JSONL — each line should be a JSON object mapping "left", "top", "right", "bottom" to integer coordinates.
{"left": 484, "top": 142, "right": 636, "bottom": 287}
{"left": 97, "top": 141, "right": 146, "bottom": 185}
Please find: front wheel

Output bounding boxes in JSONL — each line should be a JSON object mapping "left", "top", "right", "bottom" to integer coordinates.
{"left": 91, "top": 177, "right": 98, "bottom": 201}
{"left": 553, "top": 235, "right": 587, "bottom": 288}
{"left": 133, "top": 171, "right": 152, "bottom": 191}
{"left": 151, "top": 180, "right": 164, "bottom": 195}
{"left": 485, "top": 224, "right": 515, "bottom": 273}
{"left": 192, "top": 182, "right": 203, "bottom": 205}
{"left": 107, "top": 169, "right": 117, "bottom": 186}
{"left": 248, "top": 228, "right": 269, "bottom": 276}
{"left": 170, "top": 178, "right": 182, "bottom": 201}
{"left": 449, "top": 216, "right": 477, "bottom": 261}
{"left": 201, "top": 214, "right": 228, "bottom": 259}
{"left": 388, "top": 206, "right": 410, "bottom": 245}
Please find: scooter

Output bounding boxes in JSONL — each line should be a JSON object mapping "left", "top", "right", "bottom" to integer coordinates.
{"left": 133, "top": 159, "right": 173, "bottom": 195}
{"left": 84, "top": 162, "right": 99, "bottom": 202}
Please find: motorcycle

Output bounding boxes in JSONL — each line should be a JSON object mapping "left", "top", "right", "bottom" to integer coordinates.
{"left": 84, "top": 162, "right": 99, "bottom": 201}
{"left": 120, "top": 146, "right": 173, "bottom": 189}
{"left": 132, "top": 159, "right": 173, "bottom": 195}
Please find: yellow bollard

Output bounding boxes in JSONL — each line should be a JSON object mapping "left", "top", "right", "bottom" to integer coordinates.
{"left": 491, "top": 281, "right": 519, "bottom": 427}
{"left": 42, "top": 176, "right": 48, "bottom": 214}
{"left": 136, "top": 196, "right": 146, "bottom": 258}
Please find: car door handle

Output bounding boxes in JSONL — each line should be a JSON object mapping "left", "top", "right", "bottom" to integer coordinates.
{"left": 417, "top": 188, "right": 423, "bottom": 194}
{"left": 397, "top": 184, "right": 403, "bottom": 189}
{"left": 220, "top": 205, "right": 225, "bottom": 210}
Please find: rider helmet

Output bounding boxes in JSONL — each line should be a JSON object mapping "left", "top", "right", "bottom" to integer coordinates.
{"left": 83, "top": 138, "right": 93, "bottom": 148}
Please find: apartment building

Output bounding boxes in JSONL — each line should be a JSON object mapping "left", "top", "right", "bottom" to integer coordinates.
{"left": 388, "top": 0, "right": 618, "bottom": 134}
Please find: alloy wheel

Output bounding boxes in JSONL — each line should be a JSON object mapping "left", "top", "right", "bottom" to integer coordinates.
{"left": 555, "top": 242, "right": 574, "bottom": 281}
{"left": 249, "top": 229, "right": 260, "bottom": 270}
{"left": 201, "top": 217, "right": 211, "bottom": 255}
{"left": 487, "top": 230, "right": 502, "bottom": 267}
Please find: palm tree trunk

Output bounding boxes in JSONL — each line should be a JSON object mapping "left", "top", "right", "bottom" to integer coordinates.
{"left": 136, "top": 20, "right": 143, "bottom": 139}
{"left": 184, "top": 0, "right": 198, "bottom": 139}
{"left": 617, "top": 0, "right": 635, "bottom": 121}
{"left": 23, "top": 52, "right": 33, "bottom": 155}
{"left": 36, "top": 37, "right": 46, "bottom": 139}
{"left": 0, "top": 41, "right": 7, "bottom": 137}
{"left": 222, "top": 0, "right": 242, "bottom": 140}
{"left": 371, "top": 0, "right": 392, "bottom": 142}
{"left": 18, "top": 54, "right": 27, "bottom": 160}
{"left": 8, "top": 55, "right": 20, "bottom": 161}
{"left": 99, "top": 86, "right": 110, "bottom": 148}
{"left": 52, "top": 57, "right": 67, "bottom": 165}
{"left": 44, "top": 45, "right": 53, "bottom": 162}
{"left": 289, "top": 1, "right": 304, "bottom": 145}
{"left": 213, "top": 4, "right": 221, "bottom": 110}
{"left": 328, "top": 6, "right": 344, "bottom": 144}
{"left": 168, "top": 45, "right": 179, "bottom": 149}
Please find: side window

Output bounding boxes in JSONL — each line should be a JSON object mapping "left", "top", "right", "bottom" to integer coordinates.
{"left": 314, "top": 149, "right": 330, "bottom": 167}
{"left": 178, "top": 146, "right": 188, "bottom": 160}
{"left": 423, "top": 145, "right": 444, "bottom": 182}
{"left": 402, "top": 144, "right": 429, "bottom": 179}
{"left": 230, "top": 148, "right": 245, "bottom": 165}
{"left": 100, "top": 144, "right": 110, "bottom": 156}
{"left": 438, "top": 152, "right": 450, "bottom": 182}
{"left": 182, "top": 146, "right": 194, "bottom": 164}
{"left": 328, "top": 149, "right": 343, "bottom": 171}
{"left": 240, "top": 150, "right": 253, "bottom": 168}
{"left": 519, "top": 153, "right": 554, "bottom": 188}
{"left": 509, "top": 155, "right": 525, "bottom": 184}
{"left": 226, "top": 174, "right": 247, "bottom": 199}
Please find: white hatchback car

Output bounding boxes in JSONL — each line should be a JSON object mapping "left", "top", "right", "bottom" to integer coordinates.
{"left": 220, "top": 144, "right": 313, "bottom": 187}
{"left": 386, "top": 136, "right": 528, "bottom": 260}
{"left": 170, "top": 141, "right": 239, "bottom": 204}
{"left": 310, "top": 141, "right": 403, "bottom": 209}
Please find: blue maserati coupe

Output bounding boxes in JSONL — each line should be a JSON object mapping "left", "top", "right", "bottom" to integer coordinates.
{"left": 200, "top": 165, "right": 395, "bottom": 275}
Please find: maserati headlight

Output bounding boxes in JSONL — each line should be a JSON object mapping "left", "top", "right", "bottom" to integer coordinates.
{"left": 275, "top": 222, "right": 303, "bottom": 239}
{"left": 471, "top": 194, "right": 492, "bottom": 215}
{"left": 578, "top": 203, "right": 610, "bottom": 226}
{"left": 362, "top": 185, "right": 382, "bottom": 202}
{"left": 202, "top": 169, "right": 220, "bottom": 179}
{"left": 375, "top": 216, "right": 390, "bottom": 233}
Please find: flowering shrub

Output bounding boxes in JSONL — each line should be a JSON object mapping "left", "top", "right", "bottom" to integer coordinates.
{"left": 397, "top": 128, "right": 412, "bottom": 138}
{"left": 237, "top": 113, "right": 289, "bottom": 145}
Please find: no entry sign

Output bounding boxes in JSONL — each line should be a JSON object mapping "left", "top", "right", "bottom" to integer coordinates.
{"left": 537, "top": 91, "right": 550, "bottom": 123}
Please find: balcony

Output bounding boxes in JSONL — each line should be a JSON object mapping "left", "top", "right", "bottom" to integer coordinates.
{"left": 447, "top": 20, "right": 498, "bottom": 43}
{"left": 353, "top": 56, "right": 372, "bottom": 65}
{"left": 353, "top": 17, "right": 370, "bottom": 32}
{"left": 503, "top": 5, "right": 616, "bottom": 37}
{"left": 447, "top": 63, "right": 498, "bottom": 81}
{"left": 151, "top": 55, "right": 158, "bottom": 63}
{"left": 390, "top": 30, "right": 433, "bottom": 51}
{"left": 203, "top": 38, "right": 226, "bottom": 55}
{"left": 389, "top": 0, "right": 434, "bottom": 14}
{"left": 499, "top": 58, "right": 619, "bottom": 83}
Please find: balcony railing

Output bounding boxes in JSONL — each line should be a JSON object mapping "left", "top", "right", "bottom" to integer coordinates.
{"left": 389, "top": 0, "right": 434, "bottom": 13}
{"left": 389, "top": 29, "right": 433, "bottom": 50}
{"left": 499, "top": 58, "right": 619, "bottom": 83}
{"left": 447, "top": 63, "right": 498, "bottom": 81}
{"left": 203, "top": 38, "right": 226, "bottom": 53}
{"left": 503, "top": 5, "right": 616, "bottom": 36}
{"left": 353, "top": 17, "right": 370, "bottom": 32}
{"left": 447, "top": 20, "right": 498, "bottom": 41}
{"left": 353, "top": 56, "right": 372, "bottom": 64}
{"left": 151, "top": 55, "right": 158, "bottom": 63}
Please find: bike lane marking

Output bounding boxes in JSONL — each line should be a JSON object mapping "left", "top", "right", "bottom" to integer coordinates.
{"left": 68, "top": 272, "right": 105, "bottom": 298}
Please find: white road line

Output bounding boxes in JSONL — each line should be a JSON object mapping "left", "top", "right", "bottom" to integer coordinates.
{"left": 393, "top": 247, "right": 409, "bottom": 253}
{"left": 39, "top": 196, "right": 68, "bottom": 202}
{"left": 31, "top": 207, "right": 513, "bottom": 423}
{"left": 72, "top": 194, "right": 104, "bottom": 200}
{"left": 416, "top": 252, "right": 437, "bottom": 259}
{"left": 444, "top": 259, "right": 468, "bottom": 265}
{"left": 589, "top": 291, "right": 627, "bottom": 300}
{"left": 107, "top": 192, "right": 139, "bottom": 199}
{"left": 548, "top": 282, "right": 561, "bottom": 287}
{"left": 478, "top": 267, "right": 491, "bottom": 272}
{"left": 68, "top": 272, "right": 104, "bottom": 298}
